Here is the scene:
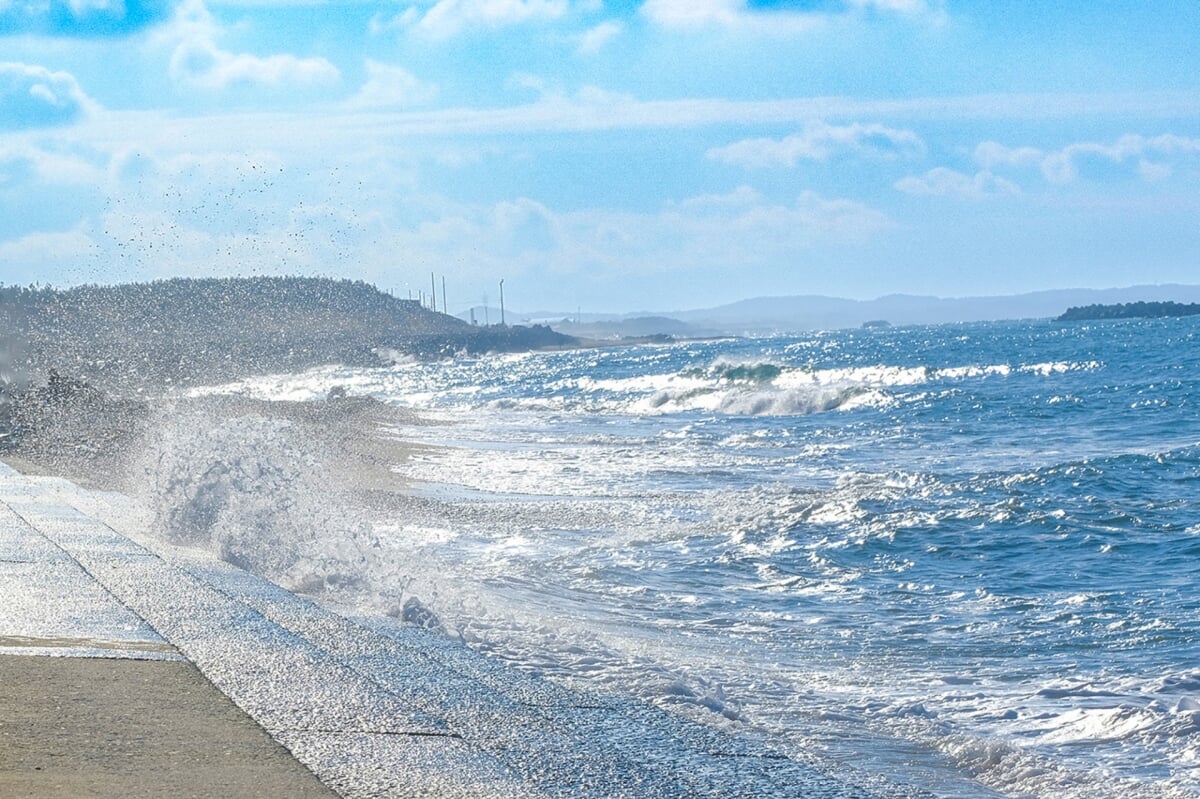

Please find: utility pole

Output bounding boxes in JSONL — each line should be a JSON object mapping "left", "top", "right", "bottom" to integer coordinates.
{"left": 442, "top": 276, "right": 447, "bottom": 314}
{"left": 430, "top": 272, "right": 436, "bottom": 312}
{"left": 499, "top": 279, "right": 505, "bottom": 327}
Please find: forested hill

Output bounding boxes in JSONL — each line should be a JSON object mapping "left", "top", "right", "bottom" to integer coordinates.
{"left": 1057, "top": 301, "right": 1200, "bottom": 322}
{"left": 1, "top": 277, "right": 575, "bottom": 390}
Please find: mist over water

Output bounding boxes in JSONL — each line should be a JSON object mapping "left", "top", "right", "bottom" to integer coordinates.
{"left": 167, "top": 317, "right": 1200, "bottom": 798}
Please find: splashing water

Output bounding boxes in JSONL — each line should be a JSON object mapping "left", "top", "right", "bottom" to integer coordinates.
{"left": 168, "top": 318, "right": 1200, "bottom": 798}
{"left": 133, "top": 401, "right": 378, "bottom": 595}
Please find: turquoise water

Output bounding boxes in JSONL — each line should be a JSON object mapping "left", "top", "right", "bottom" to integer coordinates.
{"left": 209, "top": 317, "right": 1200, "bottom": 798}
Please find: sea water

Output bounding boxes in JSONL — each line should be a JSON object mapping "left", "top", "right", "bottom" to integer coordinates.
{"left": 194, "top": 317, "right": 1200, "bottom": 798}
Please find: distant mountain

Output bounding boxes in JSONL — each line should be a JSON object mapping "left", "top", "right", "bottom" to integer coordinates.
{"left": 467, "top": 284, "right": 1200, "bottom": 338}
{"left": 456, "top": 307, "right": 715, "bottom": 339}
{"left": 668, "top": 285, "right": 1200, "bottom": 334}
{"left": 548, "top": 316, "right": 718, "bottom": 340}
{"left": 457, "top": 305, "right": 509, "bottom": 327}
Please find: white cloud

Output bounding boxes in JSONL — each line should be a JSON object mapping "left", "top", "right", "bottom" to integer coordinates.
{"left": 344, "top": 61, "right": 437, "bottom": 109}
{"left": 0, "top": 143, "right": 106, "bottom": 185}
{"left": 974, "top": 141, "right": 1042, "bottom": 169}
{"left": 577, "top": 20, "right": 621, "bottom": 55}
{"left": 976, "top": 133, "right": 1200, "bottom": 185}
{"left": 1041, "top": 134, "right": 1200, "bottom": 183}
{"left": 1138, "top": 160, "right": 1173, "bottom": 182}
{"left": 398, "top": 0, "right": 569, "bottom": 39}
{"left": 0, "top": 92, "right": 901, "bottom": 301}
{"left": 643, "top": 0, "right": 936, "bottom": 31}
{"left": 0, "top": 62, "right": 96, "bottom": 130}
{"left": 170, "top": 36, "right": 340, "bottom": 90}
{"left": 159, "top": 0, "right": 339, "bottom": 91}
{"left": 507, "top": 71, "right": 550, "bottom": 96}
{"left": 0, "top": 227, "right": 95, "bottom": 265}
{"left": 708, "top": 122, "right": 924, "bottom": 167}
{"left": 679, "top": 185, "right": 763, "bottom": 209}
{"left": 894, "top": 167, "right": 1018, "bottom": 199}
{"left": 641, "top": 0, "right": 743, "bottom": 27}
{"left": 76, "top": 93, "right": 1200, "bottom": 152}
{"left": 411, "top": 190, "right": 893, "bottom": 292}
{"left": 845, "top": 0, "right": 933, "bottom": 14}
{"left": 497, "top": 77, "right": 636, "bottom": 114}
{"left": 775, "top": 190, "right": 896, "bottom": 237}
{"left": 94, "top": 182, "right": 892, "bottom": 291}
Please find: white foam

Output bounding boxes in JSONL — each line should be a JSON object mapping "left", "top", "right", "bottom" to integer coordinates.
{"left": 161, "top": 339, "right": 1189, "bottom": 799}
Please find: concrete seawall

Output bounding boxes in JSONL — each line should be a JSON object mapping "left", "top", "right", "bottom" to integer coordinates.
{"left": 0, "top": 462, "right": 925, "bottom": 798}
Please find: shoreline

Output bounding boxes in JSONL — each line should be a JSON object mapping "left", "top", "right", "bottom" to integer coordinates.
{"left": 0, "top": 462, "right": 918, "bottom": 798}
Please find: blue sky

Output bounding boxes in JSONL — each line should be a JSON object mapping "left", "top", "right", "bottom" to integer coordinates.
{"left": 2, "top": 1, "right": 1198, "bottom": 312}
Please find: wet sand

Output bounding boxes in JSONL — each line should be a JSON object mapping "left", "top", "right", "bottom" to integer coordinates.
{"left": 0, "top": 654, "right": 336, "bottom": 798}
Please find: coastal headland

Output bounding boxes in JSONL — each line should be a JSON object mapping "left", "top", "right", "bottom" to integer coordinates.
{"left": 1056, "top": 300, "right": 1200, "bottom": 321}
{"left": 0, "top": 276, "right": 576, "bottom": 474}
{"left": 1, "top": 277, "right": 577, "bottom": 392}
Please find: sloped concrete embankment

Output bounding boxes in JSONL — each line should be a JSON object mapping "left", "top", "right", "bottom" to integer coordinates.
{"left": 0, "top": 463, "right": 922, "bottom": 799}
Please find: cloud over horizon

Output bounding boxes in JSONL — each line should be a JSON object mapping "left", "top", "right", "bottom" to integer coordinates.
{"left": 641, "top": 0, "right": 936, "bottom": 31}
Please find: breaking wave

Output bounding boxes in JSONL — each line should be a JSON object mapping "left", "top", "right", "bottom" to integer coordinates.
{"left": 129, "top": 397, "right": 447, "bottom": 629}
{"left": 143, "top": 319, "right": 1200, "bottom": 799}
{"left": 190, "top": 349, "right": 1101, "bottom": 422}
{"left": 135, "top": 403, "right": 372, "bottom": 590}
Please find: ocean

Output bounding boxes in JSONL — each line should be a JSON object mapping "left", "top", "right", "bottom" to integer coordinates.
{"left": 186, "top": 316, "right": 1200, "bottom": 798}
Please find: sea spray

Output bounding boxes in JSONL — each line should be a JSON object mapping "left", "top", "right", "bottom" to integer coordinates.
{"left": 131, "top": 397, "right": 411, "bottom": 605}
{"left": 0, "top": 333, "right": 15, "bottom": 444}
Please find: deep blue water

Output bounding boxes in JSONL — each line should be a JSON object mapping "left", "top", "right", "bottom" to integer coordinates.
{"left": 209, "top": 317, "right": 1200, "bottom": 798}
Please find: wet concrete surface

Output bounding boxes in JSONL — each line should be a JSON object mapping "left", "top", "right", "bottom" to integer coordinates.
{"left": 0, "top": 462, "right": 928, "bottom": 799}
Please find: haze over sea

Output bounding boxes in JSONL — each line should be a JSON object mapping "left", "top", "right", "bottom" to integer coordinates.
{"left": 186, "top": 315, "right": 1200, "bottom": 799}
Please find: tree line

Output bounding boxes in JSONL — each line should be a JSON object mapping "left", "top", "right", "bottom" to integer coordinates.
{"left": 1057, "top": 301, "right": 1200, "bottom": 321}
